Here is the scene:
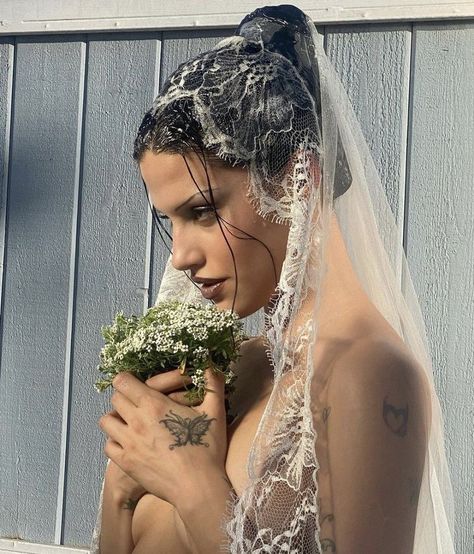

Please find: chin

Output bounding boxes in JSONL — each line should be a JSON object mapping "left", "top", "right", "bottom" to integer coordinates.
{"left": 217, "top": 296, "right": 265, "bottom": 320}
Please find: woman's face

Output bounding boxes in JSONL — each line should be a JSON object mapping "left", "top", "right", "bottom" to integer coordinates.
{"left": 139, "top": 149, "right": 289, "bottom": 318}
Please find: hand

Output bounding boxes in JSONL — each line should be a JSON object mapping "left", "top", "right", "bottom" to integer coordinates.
{"left": 100, "top": 369, "right": 197, "bottom": 500}
{"left": 145, "top": 368, "right": 201, "bottom": 407}
{"left": 104, "top": 455, "right": 147, "bottom": 505}
{"left": 98, "top": 368, "right": 228, "bottom": 508}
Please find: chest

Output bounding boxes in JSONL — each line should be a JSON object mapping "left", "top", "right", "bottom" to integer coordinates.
{"left": 131, "top": 351, "right": 272, "bottom": 549}
{"left": 222, "top": 337, "right": 275, "bottom": 494}
{"left": 225, "top": 388, "right": 272, "bottom": 496}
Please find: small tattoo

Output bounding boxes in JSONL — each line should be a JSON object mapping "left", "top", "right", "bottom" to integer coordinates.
{"left": 320, "top": 513, "right": 334, "bottom": 525}
{"left": 159, "top": 409, "right": 216, "bottom": 450}
{"left": 321, "top": 538, "right": 336, "bottom": 552}
{"left": 408, "top": 477, "right": 420, "bottom": 506}
{"left": 122, "top": 498, "right": 139, "bottom": 511}
{"left": 322, "top": 407, "right": 331, "bottom": 423}
{"left": 382, "top": 395, "right": 408, "bottom": 436}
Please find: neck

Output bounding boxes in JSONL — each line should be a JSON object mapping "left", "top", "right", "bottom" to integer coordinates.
{"left": 265, "top": 211, "right": 380, "bottom": 342}
{"left": 318, "top": 212, "right": 376, "bottom": 339}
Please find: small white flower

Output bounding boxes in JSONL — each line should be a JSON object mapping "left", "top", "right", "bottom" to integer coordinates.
{"left": 96, "top": 300, "right": 244, "bottom": 396}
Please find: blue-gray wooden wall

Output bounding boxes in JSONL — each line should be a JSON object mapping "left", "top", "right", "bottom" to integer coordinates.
{"left": 0, "top": 19, "right": 472, "bottom": 553}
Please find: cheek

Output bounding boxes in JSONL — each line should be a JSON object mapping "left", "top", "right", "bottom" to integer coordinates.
{"left": 214, "top": 208, "right": 284, "bottom": 276}
{"left": 225, "top": 220, "right": 277, "bottom": 275}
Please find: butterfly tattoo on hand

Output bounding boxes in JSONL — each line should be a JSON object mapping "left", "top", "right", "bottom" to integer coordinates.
{"left": 159, "top": 409, "right": 216, "bottom": 450}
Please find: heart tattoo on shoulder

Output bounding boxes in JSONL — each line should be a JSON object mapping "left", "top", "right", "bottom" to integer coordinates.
{"left": 382, "top": 395, "right": 408, "bottom": 437}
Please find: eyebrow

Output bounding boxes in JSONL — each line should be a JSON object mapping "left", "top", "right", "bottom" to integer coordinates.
{"left": 156, "top": 187, "right": 221, "bottom": 217}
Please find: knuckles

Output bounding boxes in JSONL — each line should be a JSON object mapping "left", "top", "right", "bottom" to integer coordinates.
{"left": 110, "top": 391, "right": 120, "bottom": 407}
{"left": 147, "top": 369, "right": 192, "bottom": 391}
{"left": 98, "top": 414, "right": 108, "bottom": 429}
{"left": 111, "top": 445, "right": 133, "bottom": 473}
{"left": 112, "top": 372, "right": 131, "bottom": 389}
{"left": 103, "top": 438, "right": 114, "bottom": 458}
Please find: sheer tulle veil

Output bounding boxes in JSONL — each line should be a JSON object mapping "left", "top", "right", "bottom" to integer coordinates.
{"left": 90, "top": 5, "right": 455, "bottom": 552}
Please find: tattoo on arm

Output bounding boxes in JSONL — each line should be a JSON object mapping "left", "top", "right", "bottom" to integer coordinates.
{"left": 320, "top": 512, "right": 334, "bottom": 526}
{"left": 319, "top": 513, "right": 336, "bottom": 551}
{"left": 382, "top": 395, "right": 408, "bottom": 436}
{"left": 122, "top": 498, "right": 139, "bottom": 511}
{"left": 322, "top": 407, "right": 331, "bottom": 424}
{"left": 320, "top": 538, "right": 336, "bottom": 552}
{"left": 159, "top": 409, "right": 216, "bottom": 450}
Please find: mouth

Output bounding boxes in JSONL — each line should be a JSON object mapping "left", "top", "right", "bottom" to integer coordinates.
{"left": 193, "top": 278, "right": 227, "bottom": 300}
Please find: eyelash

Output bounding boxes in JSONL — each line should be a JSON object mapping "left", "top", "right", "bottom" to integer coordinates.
{"left": 192, "top": 205, "right": 217, "bottom": 221}
{"left": 157, "top": 206, "right": 217, "bottom": 222}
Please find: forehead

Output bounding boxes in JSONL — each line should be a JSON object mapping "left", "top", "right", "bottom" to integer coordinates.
{"left": 139, "top": 150, "right": 206, "bottom": 191}
{"left": 139, "top": 150, "right": 249, "bottom": 209}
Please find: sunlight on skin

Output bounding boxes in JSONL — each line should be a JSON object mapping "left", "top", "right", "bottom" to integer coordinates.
{"left": 139, "top": 149, "right": 290, "bottom": 318}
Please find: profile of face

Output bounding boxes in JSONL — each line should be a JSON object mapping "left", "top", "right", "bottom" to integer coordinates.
{"left": 139, "top": 149, "right": 290, "bottom": 318}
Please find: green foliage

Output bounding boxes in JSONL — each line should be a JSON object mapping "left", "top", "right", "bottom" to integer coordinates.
{"left": 95, "top": 301, "right": 247, "bottom": 402}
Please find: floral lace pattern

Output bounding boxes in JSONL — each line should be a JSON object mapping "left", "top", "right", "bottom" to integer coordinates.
{"left": 91, "top": 6, "right": 455, "bottom": 553}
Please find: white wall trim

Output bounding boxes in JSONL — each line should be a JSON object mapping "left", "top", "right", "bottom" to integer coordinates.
{"left": 0, "top": 539, "right": 88, "bottom": 554}
{"left": 0, "top": 0, "right": 472, "bottom": 36}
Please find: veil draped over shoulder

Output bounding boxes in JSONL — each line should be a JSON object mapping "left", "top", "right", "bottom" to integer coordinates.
{"left": 91, "top": 5, "right": 455, "bottom": 553}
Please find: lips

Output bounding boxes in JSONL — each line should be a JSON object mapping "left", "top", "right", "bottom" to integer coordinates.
{"left": 193, "top": 278, "right": 226, "bottom": 300}
{"left": 193, "top": 278, "right": 225, "bottom": 285}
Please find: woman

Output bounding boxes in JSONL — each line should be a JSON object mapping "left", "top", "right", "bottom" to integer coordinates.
{"left": 91, "top": 5, "right": 455, "bottom": 553}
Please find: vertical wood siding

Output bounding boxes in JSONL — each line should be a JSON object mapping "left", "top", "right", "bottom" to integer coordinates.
{"left": 60, "top": 34, "right": 161, "bottom": 545}
{"left": 0, "top": 36, "right": 87, "bottom": 543}
{"left": 405, "top": 23, "right": 474, "bottom": 554}
{"left": 0, "top": 21, "right": 472, "bottom": 552}
{"left": 325, "top": 24, "right": 411, "bottom": 226}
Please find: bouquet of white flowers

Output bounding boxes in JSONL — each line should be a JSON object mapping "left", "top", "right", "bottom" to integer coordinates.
{"left": 95, "top": 300, "right": 247, "bottom": 403}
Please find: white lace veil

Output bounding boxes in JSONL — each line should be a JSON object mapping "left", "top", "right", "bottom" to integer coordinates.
{"left": 90, "top": 5, "right": 455, "bottom": 553}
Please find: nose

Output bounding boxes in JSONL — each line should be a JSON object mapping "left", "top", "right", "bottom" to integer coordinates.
{"left": 171, "top": 226, "right": 205, "bottom": 272}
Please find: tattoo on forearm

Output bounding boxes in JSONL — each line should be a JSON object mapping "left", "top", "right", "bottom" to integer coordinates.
{"left": 122, "top": 498, "right": 139, "bottom": 511}
{"left": 382, "top": 395, "right": 408, "bottom": 436}
{"left": 320, "top": 538, "right": 336, "bottom": 552}
{"left": 408, "top": 477, "right": 420, "bottom": 506}
{"left": 159, "top": 409, "right": 216, "bottom": 450}
{"left": 322, "top": 407, "right": 331, "bottom": 424}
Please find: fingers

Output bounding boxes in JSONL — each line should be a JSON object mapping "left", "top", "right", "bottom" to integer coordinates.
{"left": 200, "top": 368, "right": 226, "bottom": 418}
{"left": 109, "top": 408, "right": 126, "bottom": 423}
{"left": 146, "top": 368, "right": 193, "bottom": 393}
{"left": 104, "top": 437, "right": 123, "bottom": 461}
{"left": 168, "top": 389, "right": 202, "bottom": 407}
{"left": 112, "top": 372, "right": 151, "bottom": 406}
{"left": 111, "top": 390, "right": 136, "bottom": 422}
{"left": 145, "top": 367, "right": 225, "bottom": 416}
{"left": 99, "top": 411, "right": 126, "bottom": 445}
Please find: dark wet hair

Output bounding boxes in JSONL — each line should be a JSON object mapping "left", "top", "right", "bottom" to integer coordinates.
{"left": 132, "top": 98, "right": 239, "bottom": 166}
{"left": 133, "top": 96, "right": 279, "bottom": 318}
{"left": 132, "top": 7, "right": 351, "bottom": 197}
{"left": 132, "top": 5, "right": 350, "bottom": 319}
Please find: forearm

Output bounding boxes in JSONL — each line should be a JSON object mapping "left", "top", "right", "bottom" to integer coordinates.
{"left": 99, "top": 477, "right": 137, "bottom": 554}
{"left": 175, "top": 471, "right": 234, "bottom": 554}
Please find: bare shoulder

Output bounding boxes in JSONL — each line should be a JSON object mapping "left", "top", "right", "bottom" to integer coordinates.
{"left": 321, "top": 334, "right": 433, "bottom": 552}
{"left": 327, "top": 333, "right": 432, "bottom": 433}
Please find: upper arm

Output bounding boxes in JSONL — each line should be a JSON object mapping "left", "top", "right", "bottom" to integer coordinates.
{"left": 324, "top": 339, "right": 431, "bottom": 554}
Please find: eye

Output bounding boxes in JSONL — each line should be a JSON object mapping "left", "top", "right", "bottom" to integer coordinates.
{"left": 192, "top": 206, "right": 217, "bottom": 222}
